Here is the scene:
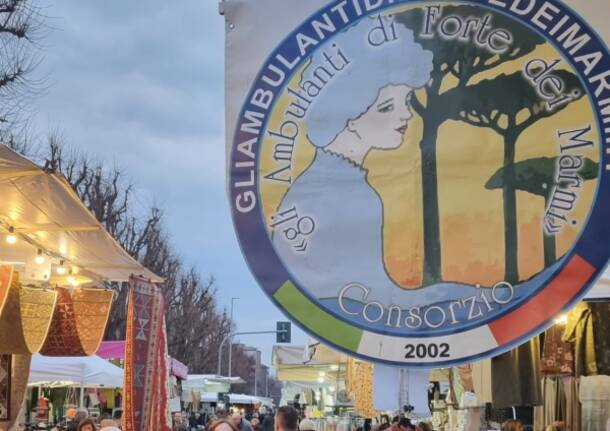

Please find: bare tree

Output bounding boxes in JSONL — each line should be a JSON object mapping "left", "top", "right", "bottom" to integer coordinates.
{"left": 0, "top": 0, "right": 46, "bottom": 152}
{"left": 41, "top": 136, "right": 237, "bottom": 373}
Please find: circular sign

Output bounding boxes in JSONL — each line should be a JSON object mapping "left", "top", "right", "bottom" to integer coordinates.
{"left": 230, "top": 0, "right": 610, "bottom": 366}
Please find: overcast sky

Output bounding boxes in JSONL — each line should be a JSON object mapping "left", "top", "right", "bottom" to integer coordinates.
{"left": 33, "top": 0, "right": 306, "bottom": 368}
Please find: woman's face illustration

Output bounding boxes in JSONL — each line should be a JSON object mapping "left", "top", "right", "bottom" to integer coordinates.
{"left": 350, "top": 84, "right": 414, "bottom": 149}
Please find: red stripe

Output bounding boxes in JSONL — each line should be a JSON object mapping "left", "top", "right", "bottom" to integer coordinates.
{"left": 489, "top": 254, "right": 596, "bottom": 345}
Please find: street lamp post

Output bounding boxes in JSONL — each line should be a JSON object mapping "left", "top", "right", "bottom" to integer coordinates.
{"left": 228, "top": 297, "right": 239, "bottom": 377}
{"left": 217, "top": 330, "right": 287, "bottom": 378}
{"left": 253, "top": 354, "right": 258, "bottom": 396}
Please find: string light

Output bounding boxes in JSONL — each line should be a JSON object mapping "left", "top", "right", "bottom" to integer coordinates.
{"left": 554, "top": 314, "right": 568, "bottom": 325}
{"left": 317, "top": 376, "right": 324, "bottom": 383}
{"left": 35, "top": 249, "right": 45, "bottom": 265}
{"left": 56, "top": 260, "right": 67, "bottom": 275}
{"left": 5, "top": 227, "right": 16, "bottom": 245}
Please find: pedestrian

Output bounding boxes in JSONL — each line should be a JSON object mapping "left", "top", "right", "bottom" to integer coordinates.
{"left": 67, "top": 409, "right": 89, "bottom": 431}
{"left": 416, "top": 422, "right": 433, "bottom": 431}
{"left": 209, "top": 419, "right": 240, "bottom": 431}
{"left": 231, "top": 412, "right": 254, "bottom": 431}
{"left": 252, "top": 417, "right": 262, "bottom": 431}
{"left": 77, "top": 418, "right": 97, "bottom": 431}
{"left": 189, "top": 413, "right": 200, "bottom": 430}
{"left": 174, "top": 412, "right": 189, "bottom": 431}
{"left": 397, "top": 418, "right": 416, "bottom": 431}
{"left": 275, "top": 406, "right": 299, "bottom": 431}
{"left": 100, "top": 419, "right": 121, "bottom": 431}
{"left": 299, "top": 418, "right": 316, "bottom": 431}
{"left": 502, "top": 420, "right": 524, "bottom": 431}
{"left": 262, "top": 411, "right": 275, "bottom": 431}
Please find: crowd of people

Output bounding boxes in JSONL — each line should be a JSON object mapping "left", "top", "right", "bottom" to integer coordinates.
{"left": 61, "top": 408, "right": 120, "bottom": 431}
{"left": 59, "top": 404, "right": 532, "bottom": 431}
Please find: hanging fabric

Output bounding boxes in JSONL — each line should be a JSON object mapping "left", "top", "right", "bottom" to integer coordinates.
{"left": 589, "top": 302, "right": 610, "bottom": 375}
{"left": 0, "top": 266, "right": 12, "bottom": 317}
{"left": 562, "top": 303, "right": 597, "bottom": 376}
{"left": 0, "top": 271, "right": 57, "bottom": 354}
{"left": 579, "top": 375, "right": 610, "bottom": 431}
{"left": 123, "top": 275, "right": 171, "bottom": 431}
{"left": 40, "top": 287, "right": 113, "bottom": 356}
{"left": 471, "top": 359, "right": 492, "bottom": 404}
{"left": 491, "top": 337, "right": 542, "bottom": 408}
{"left": 71, "top": 287, "right": 114, "bottom": 354}
{"left": 0, "top": 354, "right": 32, "bottom": 431}
{"left": 541, "top": 325, "right": 574, "bottom": 376}
{"left": 0, "top": 356, "right": 10, "bottom": 421}
{"left": 346, "top": 358, "right": 377, "bottom": 418}
{"left": 40, "top": 287, "right": 86, "bottom": 356}
{"left": 563, "top": 377, "right": 580, "bottom": 431}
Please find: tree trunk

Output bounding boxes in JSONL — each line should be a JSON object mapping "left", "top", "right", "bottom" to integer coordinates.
{"left": 420, "top": 117, "right": 442, "bottom": 286}
{"left": 503, "top": 132, "right": 519, "bottom": 284}
{"left": 543, "top": 195, "right": 557, "bottom": 266}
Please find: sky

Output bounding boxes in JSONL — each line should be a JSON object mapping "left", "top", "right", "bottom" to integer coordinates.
{"left": 32, "top": 0, "right": 307, "bottom": 368}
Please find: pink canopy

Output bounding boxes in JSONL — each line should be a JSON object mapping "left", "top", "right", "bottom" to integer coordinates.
{"left": 97, "top": 341, "right": 188, "bottom": 379}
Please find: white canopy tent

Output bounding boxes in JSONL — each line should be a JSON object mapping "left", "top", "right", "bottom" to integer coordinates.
{"left": 0, "top": 145, "right": 161, "bottom": 284}
{"left": 28, "top": 354, "right": 124, "bottom": 388}
{"left": 181, "top": 391, "right": 273, "bottom": 407}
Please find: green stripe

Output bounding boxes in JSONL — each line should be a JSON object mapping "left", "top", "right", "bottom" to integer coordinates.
{"left": 274, "top": 281, "right": 363, "bottom": 351}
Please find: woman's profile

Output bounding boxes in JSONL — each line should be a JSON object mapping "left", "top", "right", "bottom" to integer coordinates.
{"left": 272, "top": 15, "right": 433, "bottom": 307}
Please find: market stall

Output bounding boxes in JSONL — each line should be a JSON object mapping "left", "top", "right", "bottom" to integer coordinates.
{"left": 273, "top": 342, "right": 350, "bottom": 417}
{"left": 0, "top": 145, "right": 165, "bottom": 430}
{"left": 29, "top": 354, "right": 124, "bottom": 388}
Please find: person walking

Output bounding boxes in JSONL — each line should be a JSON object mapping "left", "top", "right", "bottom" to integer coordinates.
{"left": 502, "top": 420, "right": 524, "bottom": 431}
{"left": 231, "top": 412, "right": 254, "bottom": 431}
{"left": 67, "top": 409, "right": 89, "bottom": 431}
{"left": 209, "top": 419, "right": 239, "bottom": 431}
{"left": 189, "top": 413, "right": 200, "bottom": 430}
{"left": 100, "top": 419, "right": 121, "bottom": 431}
{"left": 299, "top": 418, "right": 316, "bottom": 431}
{"left": 275, "top": 406, "right": 299, "bottom": 431}
{"left": 76, "top": 418, "right": 97, "bottom": 431}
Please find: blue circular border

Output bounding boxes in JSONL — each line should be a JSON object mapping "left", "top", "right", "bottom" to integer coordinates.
{"left": 229, "top": 0, "right": 610, "bottom": 366}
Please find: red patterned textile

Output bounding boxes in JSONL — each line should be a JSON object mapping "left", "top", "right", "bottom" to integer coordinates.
{"left": 123, "top": 276, "right": 171, "bottom": 431}
{"left": 0, "top": 266, "right": 12, "bottom": 316}
{"left": 40, "top": 287, "right": 113, "bottom": 356}
{"left": 40, "top": 288, "right": 86, "bottom": 356}
{"left": 0, "top": 355, "right": 10, "bottom": 421}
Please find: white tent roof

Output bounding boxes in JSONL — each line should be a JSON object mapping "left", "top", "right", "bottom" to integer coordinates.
{"left": 273, "top": 342, "right": 346, "bottom": 383}
{"left": 0, "top": 145, "right": 161, "bottom": 283}
{"left": 28, "top": 354, "right": 124, "bottom": 388}
{"left": 185, "top": 374, "right": 245, "bottom": 386}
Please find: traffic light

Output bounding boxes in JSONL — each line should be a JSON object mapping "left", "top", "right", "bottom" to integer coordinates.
{"left": 276, "top": 321, "right": 291, "bottom": 343}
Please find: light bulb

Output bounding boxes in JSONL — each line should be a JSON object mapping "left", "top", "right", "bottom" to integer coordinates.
{"left": 66, "top": 275, "right": 75, "bottom": 283}
{"left": 554, "top": 314, "right": 568, "bottom": 325}
{"left": 56, "top": 260, "right": 66, "bottom": 275}
{"left": 70, "top": 278, "right": 79, "bottom": 287}
{"left": 319, "top": 371, "right": 326, "bottom": 377}
{"left": 35, "top": 249, "right": 45, "bottom": 265}
{"left": 5, "top": 227, "right": 16, "bottom": 244}
{"left": 317, "top": 377, "right": 324, "bottom": 383}
{"left": 330, "top": 365, "right": 339, "bottom": 371}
